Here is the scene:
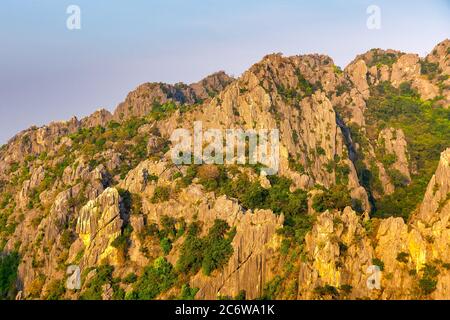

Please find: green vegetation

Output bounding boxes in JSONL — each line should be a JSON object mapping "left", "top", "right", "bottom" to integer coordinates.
{"left": 361, "top": 81, "right": 450, "bottom": 218}
{"left": 80, "top": 265, "right": 118, "bottom": 300}
{"left": 396, "top": 252, "right": 409, "bottom": 263}
{"left": 187, "top": 165, "right": 308, "bottom": 218}
{"left": 118, "top": 189, "right": 143, "bottom": 216}
{"left": 66, "top": 116, "right": 170, "bottom": 181}
{"left": 148, "top": 101, "right": 178, "bottom": 121}
{"left": 151, "top": 186, "right": 171, "bottom": 203}
{"left": 131, "top": 257, "right": 177, "bottom": 300}
{"left": 45, "top": 279, "right": 66, "bottom": 300}
{"left": 419, "top": 264, "right": 439, "bottom": 295}
{"left": 177, "top": 219, "right": 236, "bottom": 276}
{"left": 137, "top": 215, "right": 186, "bottom": 257}
{"left": 111, "top": 224, "right": 134, "bottom": 264}
{"left": 333, "top": 65, "right": 343, "bottom": 75}
{"left": 122, "top": 273, "right": 138, "bottom": 284}
{"left": 312, "top": 185, "right": 352, "bottom": 213}
{"left": 261, "top": 275, "right": 283, "bottom": 299}
{"left": 201, "top": 220, "right": 236, "bottom": 276}
{"left": 314, "top": 285, "right": 339, "bottom": 299}
{"left": 367, "top": 51, "right": 399, "bottom": 68}
{"left": 178, "top": 284, "right": 199, "bottom": 300}
{"left": 335, "top": 82, "right": 350, "bottom": 97}
{"left": 178, "top": 164, "right": 313, "bottom": 252}
{"left": 0, "top": 252, "right": 20, "bottom": 299}
{"left": 419, "top": 278, "right": 437, "bottom": 295}
{"left": 176, "top": 223, "right": 204, "bottom": 274}
{"left": 288, "top": 156, "right": 305, "bottom": 174}
{"left": 372, "top": 258, "right": 385, "bottom": 271}
{"left": 0, "top": 194, "right": 17, "bottom": 237}
{"left": 420, "top": 60, "right": 440, "bottom": 79}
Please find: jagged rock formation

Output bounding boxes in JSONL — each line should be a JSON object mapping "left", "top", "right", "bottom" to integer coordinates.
{"left": 0, "top": 39, "right": 449, "bottom": 300}
{"left": 113, "top": 71, "right": 234, "bottom": 121}
{"left": 75, "top": 187, "right": 123, "bottom": 267}
{"left": 378, "top": 127, "right": 411, "bottom": 181}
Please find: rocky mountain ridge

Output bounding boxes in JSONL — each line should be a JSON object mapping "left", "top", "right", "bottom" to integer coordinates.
{"left": 0, "top": 39, "right": 449, "bottom": 300}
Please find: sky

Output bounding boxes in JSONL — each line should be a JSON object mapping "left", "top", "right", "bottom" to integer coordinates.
{"left": 0, "top": 0, "right": 449, "bottom": 145}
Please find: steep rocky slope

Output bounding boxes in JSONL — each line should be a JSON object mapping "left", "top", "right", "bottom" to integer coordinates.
{"left": 0, "top": 39, "right": 449, "bottom": 300}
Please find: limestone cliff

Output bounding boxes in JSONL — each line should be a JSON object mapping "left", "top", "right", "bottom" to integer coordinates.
{"left": 0, "top": 40, "right": 449, "bottom": 300}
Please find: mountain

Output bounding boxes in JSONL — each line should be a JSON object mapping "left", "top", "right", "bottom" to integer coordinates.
{"left": 0, "top": 39, "right": 449, "bottom": 300}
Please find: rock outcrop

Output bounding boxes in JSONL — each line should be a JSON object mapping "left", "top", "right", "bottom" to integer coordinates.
{"left": 0, "top": 40, "right": 449, "bottom": 301}
{"left": 76, "top": 188, "right": 123, "bottom": 267}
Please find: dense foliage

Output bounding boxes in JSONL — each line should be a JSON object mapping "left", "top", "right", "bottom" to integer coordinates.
{"left": 362, "top": 81, "right": 450, "bottom": 218}
{"left": 0, "top": 252, "right": 20, "bottom": 299}
{"left": 80, "top": 265, "right": 123, "bottom": 300}
{"left": 131, "top": 257, "right": 177, "bottom": 300}
{"left": 177, "top": 219, "right": 236, "bottom": 276}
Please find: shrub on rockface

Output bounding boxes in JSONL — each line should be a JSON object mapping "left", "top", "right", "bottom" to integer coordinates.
{"left": 111, "top": 224, "right": 134, "bottom": 264}
{"left": 0, "top": 252, "right": 20, "bottom": 299}
{"left": 177, "top": 220, "right": 236, "bottom": 276}
{"left": 45, "top": 279, "right": 66, "bottom": 300}
{"left": 151, "top": 186, "right": 171, "bottom": 203}
{"left": 202, "top": 220, "right": 236, "bottom": 276}
{"left": 80, "top": 265, "right": 115, "bottom": 300}
{"left": 178, "top": 284, "right": 199, "bottom": 300}
{"left": 176, "top": 223, "right": 205, "bottom": 274}
{"left": 132, "top": 257, "right": 177, "bottom": 300}
{"left": 312, "top": 185, "right": 352, "bottom": 213}
{"left": 366, "top": 81, "right": 450, "bottom": 218}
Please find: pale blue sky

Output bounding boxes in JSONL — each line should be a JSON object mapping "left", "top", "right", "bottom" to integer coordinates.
{"left": 0, "top": 0, "right": 449, "bottom": 144}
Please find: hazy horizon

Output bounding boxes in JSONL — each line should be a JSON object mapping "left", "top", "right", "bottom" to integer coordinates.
{"left": 1, "top": 0, "right": 449, "bottom": 144}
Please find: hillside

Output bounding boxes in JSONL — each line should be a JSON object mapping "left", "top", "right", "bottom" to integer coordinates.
{"left": 0, "top": 39, "right": 449, "bottom": 300}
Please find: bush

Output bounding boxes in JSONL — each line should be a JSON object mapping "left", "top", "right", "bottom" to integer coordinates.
{"left": 367, "top": 51, "right": 398, "bottom": 68}
{"left": 160, "top": 238, "right": 172, "bottom": 255}
{"left": 418, "top": 264, "right": 439, "bottom": 295}
{"left": 420, "top": 60, "right": 439, "bottom": 78}
{"left": 419, "top": 278, "right": 437, "bottom": 295}
{"left": 151, "top": 186, "right": 171, "bottom": 203}
{"left": 372, "top": 258, "right": 385, "bottom": 271}
{"left": 176, "top": 223, "right": 204, "bottom": 274}
{"left": 312, "top": 185, "right": 352, "bottom": 213}
{"left": 111, "top": 224, "right": 134, "bottom": 264}
{"left": 314, "top": 285, "right": 339, "bottom": 299}
{"left": 396, "top": 252, "right": 409, "bottom": 263}
{"left": 0, "top": 252, "right": 20, "bottom": 299}
{"left": 118, "top": 189, "right": 142, "bottom": 216}
{"left": 45, "top": 279, "right": 66, "bottom": 300}
{"left": 340, "top": 284, "right": 353, "bottom": 295}
{"left": 132, "top": 257, "right": 177, "bottom": 300}
{"left": 149, "top": 101, "right": 178, "bottom": 121}
{"left": 387, "top": 169, "right": 409, "bottom": 187}
{"left": 262, "top": 275, "right": 282, "bottom": 299}
{"left": 202, "top": 220, "right": 236, "bottom": 276}
{"left": 366, "top": 81, "right": 450, "bottom": 218}
{"left": 178, "top": 284, "right": 199, "bottom": 300}
{"left": 316, "top": 147, "right": 326, "bottom": 156}
{"left": 422, "top": 264, "right": 439, "bottom": 279}
{"left": 159, "top": 215, "right": 177, "bottom": 239}
{"left": 122, "top": 273, "right": 138, "bottom": 284}
{"left": 336, "top": 83, "right": 350, "bottom": 96}
{"left": 80, "top": 265, "right": 115, "bottom": 300}
{"left": 111, "top": 224, "right": 133, "bottom": 250}
{"left": 177, "top": 220, "right": 236, "bottom": 276}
